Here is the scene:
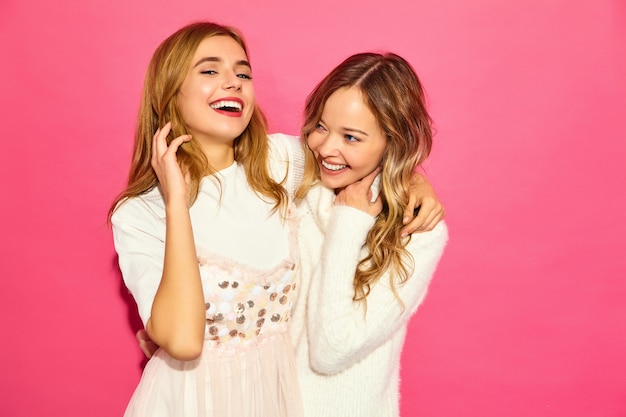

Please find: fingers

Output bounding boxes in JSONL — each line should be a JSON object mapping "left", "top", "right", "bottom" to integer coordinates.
{"left": 401, "top": 198, "right": 446, "bottom": 236}
{"left": 360, "top": 167, "right": 382, "bottom": 189}
{"left": 170, "top": 134, "right": 193, "bottom": 150}
{"left": 337, "top": 167, "right": 381, "bottom": 202}
{"left": 403, "top": 193, "right": 418, "bottom": 225}
{"left": 136, "top": 329, "right": 153, "bottom": 359}
{"left": 334, "top": 168, "right": 383, "bottom": 217}
{"left": 151, "top": 122, "right": 192, "bottom": 168}
{"left": 136, "top": 329, "right": 160, "bottom": 359}
{"left": 401, "top": 200, "right": 427, "bottom": 236}
{"left": 152, "top": 122, "right": 171, "bottom": 159}
{"left": 402, "top": 171, "right": 446, "bottom": 235}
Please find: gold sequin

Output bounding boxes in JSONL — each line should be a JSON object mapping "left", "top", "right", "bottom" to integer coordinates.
{"left": 208, "top": 326, "right": 218, "bottom": 335}
{"left": 229, "top": 329, "right": 238, "bottom": 337}
{"left": 257, "top": 318, "right": 265, "bottom": 327}
{"left": 205, "top": 302, "right": 211, "bottom": 310}
{"left": 236, "top": 315, "right": 246, "bottom": 324}
{"left": 235, "top": 303, "right": 245, "bottom": 314}
{"left": 279, "top": 295, "right": 287, "bottom": 305}
{"left": 271, "top": 313, "right": 281, "bottom": 322}
{"left": 263, "top": 283, "right": 271, "bottom": 290}
{"left": 258, "top": 309, "right": 266, "bottom": 317}
{"left": 283, "top": 285, "right": 291, "bottom": 294}
{"left": 269, "top": 292, "right": 278, "bottom": 301}
{"left": 246, "top": 300, "right": 255, "bottom": 308}
{"left": 206, "top": 318, "right": 215, "bottom": 324}
{"left": 231, "top": 281, "right": 239, "bottom": 288}
{"left": 218, "top": 281, "right": 229, "bottom": 289}
{"left": 214, "top": 313, "right": 224, "bottom": 322}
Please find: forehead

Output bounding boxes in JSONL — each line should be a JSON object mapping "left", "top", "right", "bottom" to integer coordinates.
{"left": 192, "top": 35, "right": 248, "bottom": 61}
{"left": 323, "top": 87, "right": 378, "bottom": 126}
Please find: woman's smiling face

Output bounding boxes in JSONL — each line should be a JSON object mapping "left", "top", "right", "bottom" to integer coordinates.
{"left": 307, "top": 86, "right": 387, "bottom": 191}
{"left": 177, "top": 35, "right": 255, "bottom": 146}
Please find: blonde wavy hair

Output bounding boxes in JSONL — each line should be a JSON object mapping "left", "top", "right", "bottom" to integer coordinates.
{"left": 296, "top": 52, "right": 433, "bottom": 308}
{"left": 109, "top": 22, "right": 287, "bottom": 220}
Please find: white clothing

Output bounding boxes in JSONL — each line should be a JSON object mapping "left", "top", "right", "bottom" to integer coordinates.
{"left": 112, "top": 133, "right": 305, "bottom": 417}
{"left": 291, "top": 184, "right": 448, "bottom": 417}
{"left": 112, "top": 133, "right": 304, "bottom": 325}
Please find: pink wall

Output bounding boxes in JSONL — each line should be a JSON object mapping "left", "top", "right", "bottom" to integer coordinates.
{"left": 1, "top": 0, "right": 624, "bottom": 416}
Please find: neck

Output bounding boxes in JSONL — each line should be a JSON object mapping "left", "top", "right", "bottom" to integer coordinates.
{"left": 197, "top": 139, "right": 236, "bottom": 171}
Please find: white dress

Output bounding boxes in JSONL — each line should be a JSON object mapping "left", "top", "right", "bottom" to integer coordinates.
{"left": 112, "top": 134, "right": 304, "bottom": 417}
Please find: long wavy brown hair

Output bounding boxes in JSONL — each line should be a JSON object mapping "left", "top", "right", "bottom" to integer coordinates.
{"left": 296, "top": 52, "right": 433, "bottom": 309}
{"left": 108, "top": 22, "right": 287, "bottom": 220}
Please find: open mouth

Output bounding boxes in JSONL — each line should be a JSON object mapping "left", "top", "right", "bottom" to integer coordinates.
{"left": 321, "top": 160, "right": 347, "bottom": 171}
{"left": 210, "top": 99, "right": 243, "bottom": 113}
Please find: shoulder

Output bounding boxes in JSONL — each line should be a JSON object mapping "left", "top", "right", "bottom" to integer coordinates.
{"left": 268, "top": 132, "right": 301, "bottom": 149}
{"left": 267, "top": 133, "right": 305, "bottom": 197}
{"left": 111, "top": 188, "right": 165, "bottom": 228}
{"left": 405, "top": 220, "right": 449, "bottom": 262}
{"left": 267, "top": 133, "right": 303, "bottom": 162}
{"left": 410, "top": 220, "right": 449, "bottom": 244}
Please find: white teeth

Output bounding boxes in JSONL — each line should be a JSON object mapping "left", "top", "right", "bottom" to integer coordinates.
{"left": 321, "top": 160, "right": 347, "bottom": 171}
{"left": 210, "top": 100, "right": 242, "bottom": 111}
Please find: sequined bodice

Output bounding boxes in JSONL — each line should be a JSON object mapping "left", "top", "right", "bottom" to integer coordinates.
{"left": 199, "top": 256, "right": 297, "bottom": 349}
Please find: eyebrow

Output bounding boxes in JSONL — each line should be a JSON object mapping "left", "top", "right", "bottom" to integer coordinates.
{"left": 320, "top": 118, "right": 369, "bottom": 137}
{"left": 192, "top": 57, "right": 252, "bottom": 69}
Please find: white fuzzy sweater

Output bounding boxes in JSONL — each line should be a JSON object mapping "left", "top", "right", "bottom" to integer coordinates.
{"left": 291, "top": 184, "right": 448, "bottom": 417}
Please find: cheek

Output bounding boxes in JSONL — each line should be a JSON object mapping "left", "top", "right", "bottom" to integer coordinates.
{"left": 353, "top": 149, "right": 384, "bottom": 172}
{"left": 372, "top": 144, "right": 387, "bottom": 167}
{"left": 246, "top": 84, "right": 256, "bottom": 100}
{"left": 198, "top": 82, "right": 216, "bottom": 97}
{"left": 306, "top": 134, "right": 321, "bottom": 152}
{"left": 176, "top": 97, "right": 190, "bottom": 123}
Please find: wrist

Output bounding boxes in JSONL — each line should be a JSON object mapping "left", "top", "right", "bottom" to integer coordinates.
{"left": 165, "top": 199, "right": 190, "bottom": 215}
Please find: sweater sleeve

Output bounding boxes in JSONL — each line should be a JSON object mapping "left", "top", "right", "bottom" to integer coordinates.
{"left": 111, "top": 197, "right": 166, "bottom": 326}
{"left": 307, "top": 206, "right": 448, "bottom": 374}
{"left": 267, "top": 133, "right": 305, "bottom": 198}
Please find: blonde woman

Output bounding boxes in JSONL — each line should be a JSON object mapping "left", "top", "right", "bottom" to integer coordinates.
{"left": 291, "top": 52, "right": 448, "bottom": 417}
{"left": 110, "top": 22, "right": 304, "bottom": 416}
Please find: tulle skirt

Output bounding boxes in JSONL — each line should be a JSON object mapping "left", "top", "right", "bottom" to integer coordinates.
{"left": 124, "top": 331, "right": 303, "bottom": 417}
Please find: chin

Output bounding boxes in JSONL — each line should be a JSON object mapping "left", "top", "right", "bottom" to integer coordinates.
{"left": 320, "top": 177, "right": 348, "bottom": 191}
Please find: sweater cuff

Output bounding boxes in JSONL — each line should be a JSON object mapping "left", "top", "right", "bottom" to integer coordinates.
{"left": 327, "top": 205, "right": 376, "bottom": 249}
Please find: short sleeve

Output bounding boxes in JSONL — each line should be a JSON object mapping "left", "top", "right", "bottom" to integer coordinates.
{"left": 267, "top": 133, "right": 305, "bottom": 198}
{"left": 111, "top": 195, "right": 166, "bottom": 326}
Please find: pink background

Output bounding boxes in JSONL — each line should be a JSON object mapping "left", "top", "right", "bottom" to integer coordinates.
{"left": 1, "top": 0, "right": 625, "bottom": 416}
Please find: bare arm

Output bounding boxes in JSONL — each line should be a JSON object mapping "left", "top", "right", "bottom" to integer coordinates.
{"left": 145, "top": 123, "right": 205, "bottom": 360}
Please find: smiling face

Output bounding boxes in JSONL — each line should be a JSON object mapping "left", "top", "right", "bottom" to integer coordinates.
{"left": 177, "top": 35, "right": 255, "bottom": 151}
{"left": 306, "top": 86, "right": 387, "bottom": 191}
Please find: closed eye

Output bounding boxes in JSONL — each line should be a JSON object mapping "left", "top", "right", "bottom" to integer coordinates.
{"left": 315, "top": 123, "right": 327, "bottom": 132}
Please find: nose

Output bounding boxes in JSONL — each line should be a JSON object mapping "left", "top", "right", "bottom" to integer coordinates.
{"left": 316, "top": 133, "right": 341, "bottom": 158}
{"left": 223, "top": 72, "right": 242, "bottom": 91}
